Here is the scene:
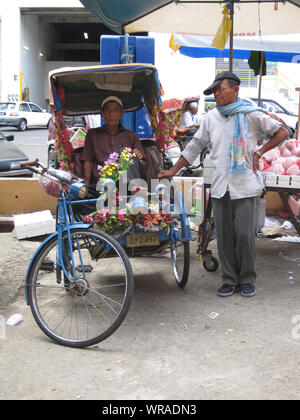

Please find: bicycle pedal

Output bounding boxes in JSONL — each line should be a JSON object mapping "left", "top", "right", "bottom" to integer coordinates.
{"left": 76, "top": 264, "right": 93, "bottom": 273}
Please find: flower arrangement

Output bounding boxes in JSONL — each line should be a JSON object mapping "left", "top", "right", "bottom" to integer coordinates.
{"left": 83, "top": 207, "right": 175, "bottom": 235}
{"left": 98, "top": 148, "right": 136, "bottom": 182}
{"left": 151, "top": 97, "right": 200, "bottom": 149}
{"left": 151, "top": 104, "right": 184, "bottom": 148}
{"left": 54, "top": 111, "right": 75, "bottom": 174}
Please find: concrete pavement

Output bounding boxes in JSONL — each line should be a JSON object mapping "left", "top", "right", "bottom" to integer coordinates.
{"left": 1, "top": 230, "right": 300, "bottom": 400}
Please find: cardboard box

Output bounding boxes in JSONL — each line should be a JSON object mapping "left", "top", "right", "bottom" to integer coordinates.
{"left": 264, "top": 173, "right": 300, "bottom": 190}
{"left": 289, "top": 175, "right": 300, "bottom": 189}
{"left": 264, "top": 173, "right": 291, "bottom": 188}
{"left": 14, "top": 210, "right": 55, "bottom": 240}
{"left": 266, "top": 191, "right": 284, "bottom": 215}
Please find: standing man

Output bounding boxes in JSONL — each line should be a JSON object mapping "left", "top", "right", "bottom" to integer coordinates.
{"left": 81, "top": 95, "right": 146, "bottom": 186}
{"left": 158, "top": 71, "right": 288, "bottom": 297}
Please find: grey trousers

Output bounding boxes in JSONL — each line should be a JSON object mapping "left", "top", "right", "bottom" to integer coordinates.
{"left": 211, "top": 192, "right": 257, "bottom": 286}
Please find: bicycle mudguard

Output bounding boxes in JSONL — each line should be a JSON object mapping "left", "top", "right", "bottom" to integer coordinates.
{"left": 24, "top": 223, "right": 91, "bottom": 304}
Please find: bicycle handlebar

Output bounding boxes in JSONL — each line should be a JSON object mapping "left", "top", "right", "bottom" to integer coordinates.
{"left": 17, "top": 159, "right": 74, "bottom": 185}
{"left": 20, "top": 159, "right": 39, "bottom": 168}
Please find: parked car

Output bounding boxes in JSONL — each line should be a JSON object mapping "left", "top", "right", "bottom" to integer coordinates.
{"left": 204, "top": 96, "right": 295, "bottom": 137}
{"left": 204, "top": 96, "right": 257, "bottom": 112}
{"left": 0, "top": 130, "right": 32, "bottom": 177}
{"left": 0, "top": 101, "right": 52, "bottom": 131}
{"left": 47, "top": 114, "right": 101, "bottom": 168}
{"left": 249, "top": 97, "right": 298, "bottom": 134}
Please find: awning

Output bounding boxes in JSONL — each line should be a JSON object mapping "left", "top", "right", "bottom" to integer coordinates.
{"left": 79, "top": 0, "right": 300, "bottom": 36}
{"left": 172, "top": 33, "right": 300, "bottom": 63}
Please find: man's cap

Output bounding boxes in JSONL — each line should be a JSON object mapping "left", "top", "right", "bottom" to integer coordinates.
{"left": 101, "top": 95, "right": 123, "bottom": 109}
{"left": 203, "top": 71, "right": 240, "bottom": 96}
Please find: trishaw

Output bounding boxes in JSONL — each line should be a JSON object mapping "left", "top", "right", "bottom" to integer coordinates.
{"left": 23, "top": 63, "right": 195, "bottom": 347}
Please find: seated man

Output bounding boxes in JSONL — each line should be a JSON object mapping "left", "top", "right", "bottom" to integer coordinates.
{"left": 81, "top": 96, "right": 147, "bottom": 187}
{"left": 177, "top": 101, "right": 201, "bottom": 130}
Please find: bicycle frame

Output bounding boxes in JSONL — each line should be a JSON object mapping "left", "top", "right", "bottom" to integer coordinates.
{"left": 56, "top": 192, "right": 85, "bottom": 284}
{"left": 24, "top": 187, "right": 94, "bottom": 304}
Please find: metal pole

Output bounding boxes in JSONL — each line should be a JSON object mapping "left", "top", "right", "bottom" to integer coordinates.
{"left": 229, "top": 1, "right": 234, "bottom": 72}
{"left": 125, "top": 33, "right": 129, "bottom": 63}
{"left": 19, "top": 72, "right": 24, "bottom": 101}
{"left": 295, "top": 87, "right": 300, "bottom": 140}
{"left": 257, "top": 51, "right": 264, "bottom": 107}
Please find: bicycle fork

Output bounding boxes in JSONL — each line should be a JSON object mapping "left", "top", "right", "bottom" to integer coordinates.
{"left": 56, "top": 196, "right": 87, "bottom": 286}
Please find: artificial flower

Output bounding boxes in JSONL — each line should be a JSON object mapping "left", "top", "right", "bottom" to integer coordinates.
{"left": 143, "top": 213, "right": 160, "bottom": 229}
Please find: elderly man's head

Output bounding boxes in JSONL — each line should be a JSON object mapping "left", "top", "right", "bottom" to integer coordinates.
{"left": 188, "top": 102, "right": 198, "bottom": 115}
{"left": 203, "top": 71, "right": 240, "bottom": 106}
{"left": 100, "top": 96, "right": 124, "bottom": 126}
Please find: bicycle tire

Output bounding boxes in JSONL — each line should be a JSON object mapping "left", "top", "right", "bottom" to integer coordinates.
{"left": 27, "top": 227, "right": 134, "bottom": 348}
{"left": 170, "top": 238, "right": 190, "bottom": 288}
{"left": 203, "top": 256, "right": 219, "bottom": 272}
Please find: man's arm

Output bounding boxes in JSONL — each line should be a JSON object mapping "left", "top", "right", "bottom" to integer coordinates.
{"left": 158, "top": 155, "right": 190, "bottom": 179}
{"left": 253, "top": 126, "right": 289, "bottom": 172}
{"left": 83, "top": 161, "right": 94, "bottom": 185}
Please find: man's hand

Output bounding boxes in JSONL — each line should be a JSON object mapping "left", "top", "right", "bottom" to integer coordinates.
{"left": 253, "top": 152, "right": 260, "bottom": 173}
{"left": 158, "top": 168, "right": 177, "bottom": 180}
{"left": 133, "top": 148, "right": 144, "bottom": 161}
{"left": 158, "top": 155, "right": 190, "bottom": 180}
{"left": 252, "top": 126, "right": 289, "bottom": 173}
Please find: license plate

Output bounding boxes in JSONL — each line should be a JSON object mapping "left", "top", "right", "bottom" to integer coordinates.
{"left": 126, "top": 232, "right": 160, "bottom": 247}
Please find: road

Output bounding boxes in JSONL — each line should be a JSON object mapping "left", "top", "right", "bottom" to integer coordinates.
{"left": 1, "top": 127, "right": 48, "bottom": 166}
{"left": 2, "top": 231, "right": 300, "bottom": 400}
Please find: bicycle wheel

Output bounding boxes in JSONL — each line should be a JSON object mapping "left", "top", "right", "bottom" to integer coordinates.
{"left": 170, "top": 234, "right": 190, "bottom": 288}
{"left": 27, "top": 228, "right": 134, "bottom": 348}
{"left": 203, "top": 255, "right": 219, "bottom": 272}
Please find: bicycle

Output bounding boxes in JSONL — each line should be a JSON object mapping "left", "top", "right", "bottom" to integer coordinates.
{"left": 22, "top": 160, "right": 134, "bottom": 348}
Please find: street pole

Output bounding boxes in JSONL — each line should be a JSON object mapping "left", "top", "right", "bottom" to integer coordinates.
{"left": 229, "top": 1, "right": 234, "bottom": 72}
{"left": 19, "top": 72, "right": 24, "bottom": 101}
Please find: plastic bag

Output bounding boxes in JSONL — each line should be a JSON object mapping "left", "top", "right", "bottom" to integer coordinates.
{"left": 6, "top": 314, "right": 23, "bottom": 326}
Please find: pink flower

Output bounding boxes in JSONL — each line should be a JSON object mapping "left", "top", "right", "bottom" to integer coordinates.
{"left": 117, "top": 208, "right": 126, "bottom": 221}
{"left": 93, "top": 209, "right": 110, "bottom": 224}
{"left": 82, "top": 214, "right": 93, "bottom": 224}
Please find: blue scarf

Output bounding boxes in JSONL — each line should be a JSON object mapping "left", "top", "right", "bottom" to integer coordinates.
{"left": 217, "top": 98, "right": 258, "bottom": 174}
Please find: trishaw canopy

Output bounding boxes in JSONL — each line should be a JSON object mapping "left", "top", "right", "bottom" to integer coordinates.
{"left": 49, "top": 63, "right": 163, "bottom": 116}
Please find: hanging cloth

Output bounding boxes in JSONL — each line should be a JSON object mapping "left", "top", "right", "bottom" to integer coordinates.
{"left": 248, "top": 51, "right": 266, "bottom": 76}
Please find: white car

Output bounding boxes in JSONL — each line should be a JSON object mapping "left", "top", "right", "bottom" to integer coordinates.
{"left": 0, "top": 101, "right": 52, "bottom": 131}
{"left": 205, "top": 96, "right": 296, "bottom": 137}
{"left": 249, "top": 97, "right": 298, "bottom": 135}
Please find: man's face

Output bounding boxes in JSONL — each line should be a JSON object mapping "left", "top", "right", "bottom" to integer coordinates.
{"left": 101, "top": 101, "right": 123, "bottom": 125}
{"left": 213, "top": 79, "right": 239, "bottom": 106}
